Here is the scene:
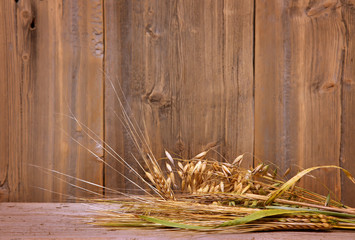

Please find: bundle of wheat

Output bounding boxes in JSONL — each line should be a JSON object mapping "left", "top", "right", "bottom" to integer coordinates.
{"left": 40, "top": 77, "right": 355, "bottom": 233}
{"left": 84, "top": 149, "right": 355, "bottom": 232}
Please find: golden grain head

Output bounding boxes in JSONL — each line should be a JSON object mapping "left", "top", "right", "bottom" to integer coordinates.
{"left": 183, "top": 163, "right": 189, "bottom": 173}
{"left": 145, "top": 172, "right": 155, "bottom": 184}
{"left": 232, "top": 154, "right": 244, "bottom": 166}
{"left": 166, "top": 163, "right": 173, "bottom": 172}
{"left": 178, "top": 161, "right": 184, "bottom": 170}
{"left": 220, "top": 181, "right": 225, "bottom": 192}
{"left": 193, "top": 151, "right": 207, "bottom": 159}
{"left": 222, "top": 165, "right": 231, "bottom": 176}
{"left": 164, "top": 150, "right": 174, "bottom": 165}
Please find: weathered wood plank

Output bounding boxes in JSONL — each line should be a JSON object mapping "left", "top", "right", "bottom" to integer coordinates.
{"left": 6, "top": 0, "right": 33, "bottom": 201}
{"left": 0, "top": 0, "right": 18, "bottom": 202}
{"left": 47, "top": 0, "right": 105, "bottom": 200}
{"left": 340, "top": 1, "right": 355, "bottom": 207}
{"left": 104, "top": 0, "right": 254, "bottom": 192}
{"left": 2, "top": 0, "right": 353, "bottom": 204}
{"left": 255, "top": 0, "right": 345, "bottom": 202}
{"left": 103, "top": 0, "right": 131, "bottom": 193}
{"left": 223, "top": 0, "right": 254, "bottom": 166}
{"left": 1, "top": 203, "right": 355, "bottom": 239}
{"left": 0, "top": 0, "right": 104, "bottom": 201}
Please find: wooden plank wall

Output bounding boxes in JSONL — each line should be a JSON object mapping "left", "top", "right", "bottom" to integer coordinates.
{"left": 0, "top": 0, "right": 354, "bottom": 206}
{"left": 255, "top": 0, "right": 355, "bottom": 206}
{"left": 104, "top": 0, "right": 254, "bottom": 192}
{"left": 0, "top": 0, "right": 104, "bottom": 201}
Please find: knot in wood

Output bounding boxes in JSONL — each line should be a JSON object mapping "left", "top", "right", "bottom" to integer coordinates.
{"left": 344, "top": 79, "right": 354, "bottom": 86}
{"left": 320, "top": 82, "right": 337, "bottom": 93}
{"left": 145, "top": 24, "right": 159, "bottom": 40}
{"left": 22, "top": 53, "right": 30, "bottom": 61}
{"left": 21, "top": 10, "right": 31, "bottom": 20}
{"left": 148, "top": 92, "right": 163, "bottom": 103}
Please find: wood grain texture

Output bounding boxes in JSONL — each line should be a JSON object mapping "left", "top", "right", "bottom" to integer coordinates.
{"left": 1, "top": 0, "right": 354, "bottom": 204}
{"left": 0, "top": 0, "right": 17, "bottom": 202}
{"left": 0, "top": 0, "right": 104, "bottom": 201}
{"left": 3, "top": 0, "right": 34, "bottom": 201}
{"left": 255, "top": 0, "right": 353, "bottom": 204}
{"left": 3, "top": 203, "right": 355, "bottom": 239}
{"left": 48, "top": 0, "right": 105, "bottom": 200}
{"left": 340, "top": 0, "right": 355, "bottom": 206}
{"left": 104, "top": 0, "right": 254, "bottom": 192}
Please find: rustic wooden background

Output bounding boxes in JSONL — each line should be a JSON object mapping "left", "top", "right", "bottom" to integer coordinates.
{"left": 0, "top": 0, "right": 354, "bottom": 206}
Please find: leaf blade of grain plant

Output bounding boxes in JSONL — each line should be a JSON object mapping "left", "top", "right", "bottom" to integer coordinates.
{"left": 266, "top": 165, "right": 355, "bottom": 205}
{"left": 217, "top": 209, "right": 305, "bottom": 227}
{"left": 139, "top": 215, "right": 210, "bottom": 230}
{"left": 325, "top": 193, "right": 331, "bottom": 206}
{"left": 266, "top": 206, "right": 355, "bottom": 218}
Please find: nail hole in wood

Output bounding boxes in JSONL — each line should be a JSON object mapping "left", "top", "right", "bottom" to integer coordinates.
{"left": 30, "top": 17, "right": 36, "bottom": 30}
{"left": 15, "top": 0, "right": 19, "bottom": 3}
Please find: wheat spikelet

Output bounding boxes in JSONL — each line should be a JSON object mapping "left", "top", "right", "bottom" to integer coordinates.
{"left": 250, "top": 222, "right": 332, "bottom": 231}
{"left": 152, "top": 172, "right": 174, "bottom": 200}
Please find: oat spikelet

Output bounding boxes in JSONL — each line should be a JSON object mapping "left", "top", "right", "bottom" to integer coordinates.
{"left": 165, "top": 150, "right": 174, "bottom": 166}
{"left": 193, "top": 151, "right": 207, "bottom": 159}
{"left": 232, "top": 154, "right": 244, "bottom": 166}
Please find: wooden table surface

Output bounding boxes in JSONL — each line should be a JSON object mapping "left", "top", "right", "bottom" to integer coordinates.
{"left": 1, "top": 203, "right": 355, "bottom": 240}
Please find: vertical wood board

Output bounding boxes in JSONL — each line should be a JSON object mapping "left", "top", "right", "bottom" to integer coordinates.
{"left": 255, "top": 0, "right": 350, "bottom": 203}
{"left": 104, "top": 0, "right": 254, "bottom": 192}
{"left": 340, "top": 0, "right": 355, "bottom": 206}
{"left": 0, "top": 0, "right": 104, "bottom": 201}
{"left": 0, "top": 0, "right": 354, "bottom": 205}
